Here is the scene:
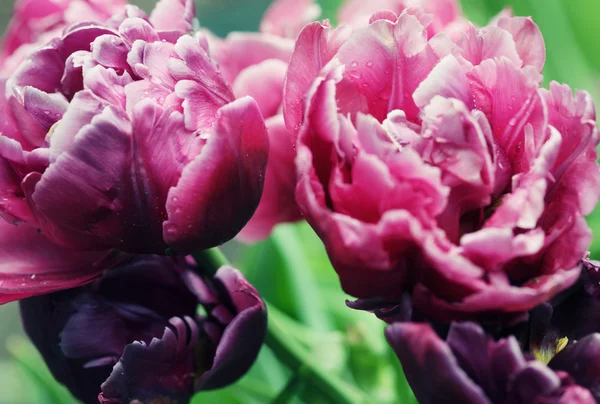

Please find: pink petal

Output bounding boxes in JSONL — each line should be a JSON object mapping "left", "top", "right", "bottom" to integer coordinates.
{"left": 32, "top": 106, "right": 166, "bottom": 252}
{"left": 127, "top": 40, "right": 177, "bottom": 88}
{"left": 118, "top": 17, "right": 160, "bottom": 45}
{"left": 283, "top": 21, "right": 352, "bottom": 132}
{"left": 149, "top": 0, "right": 195, "bottom": 33}
{"left": 468, "top": 58, "right": 542, "bottom": 172}
{"left": 0, "top": 220, "right": 115, "bottom": 304}
{"left": 456, "top": 24, "right": 522, "bottom": 68}
{"left": 170, "top": 35, "right": 234, "bottom": 130}
{"left": 91, "top": 34, "right": 129, "bottom": 70}
{"left": 260, "top": 0, "right": 321, "bottom": 39}
{"left": 335, "top": 13, "right": 441, "bottom": 122}
{"left": 237, "top": 115, "right": 301, "bottom": 243}
{"left": 21, "top": 86, "right": 68, "bottom": 130}
{"left": 232, "top": 59, "right": 288, "bottom": 118}
{"left": 49, "top": 90, "right": 108, "bottom": 161}
{"left": 208, "top": 31, "right": 294, "bottom": 85}
{"left": 494, "top": 16, "right": 545, "bottom": 72}
{"left": 164, "top": 96, "right": 269, "bottom": 252}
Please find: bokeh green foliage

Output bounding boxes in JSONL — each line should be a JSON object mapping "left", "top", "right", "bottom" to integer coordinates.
{"left": 2, "top": 0, "right": 600, "bottom": 403}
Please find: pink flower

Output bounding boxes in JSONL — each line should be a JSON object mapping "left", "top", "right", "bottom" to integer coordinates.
{"left": 206, "top": 0, "right": 317, "bottom": 242}
{"left": 0, "top": 0, "right": 126, "bottom": 75}
{"left": 0, "top": 0, "right": 269, "bottom": 254}
{"left": 338, "top": 0, "right": 466, "bottom": 37}
{"left": 288, "top": 10, "right": 600, "bottom": 322}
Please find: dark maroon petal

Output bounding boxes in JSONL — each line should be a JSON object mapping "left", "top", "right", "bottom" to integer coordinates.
{"left": 20, "top": 291, "right": 117, "bottom": 404}
{"left": 385, "top": 323, "right": 490, "bottom": 403}
{"left": 549, "top": 334, "right": 600, "bottom": 401}
{"left": 183, "top": 266, "right": 268, "bottom": 390}
{"left": 99, "top": 317, "right": 198, "bottom": 403}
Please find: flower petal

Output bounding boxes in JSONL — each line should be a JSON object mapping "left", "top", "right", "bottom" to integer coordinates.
{"left": 164, "top": 97, "right": 269, "bottom": 252}
{"left": 260, "top": 0, "right": 321, "bottom": 39}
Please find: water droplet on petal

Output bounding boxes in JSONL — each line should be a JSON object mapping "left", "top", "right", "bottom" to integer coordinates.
{"left": 366, "top": 60, "right": 373, "bottom": 67}
{"left": 351, "top": 60, "right": 359, "bottom": 67}
{"left": 172, "top": 196, "right": 179, "bottom": 202}
{"left": 43, "top": 110, "right": 50, "bottom": 115}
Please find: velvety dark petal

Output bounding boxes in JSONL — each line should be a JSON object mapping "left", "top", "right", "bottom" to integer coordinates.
{"left": 20, "top": 256, "right": 198, "bottom": 403}
{"left": 386, "top": 323, "right": 491, "bottom": 403}
{"left": 99, "top": 317, "right": 198, "bottom": 403}
{"left": 190, "top": 266, "right": 267, "bottom": 390}
{"left": 20, "top": 291, "right": 118, "bottom": 404}
{"left": 550, "top": 334, "right": 600, "bottom": 400}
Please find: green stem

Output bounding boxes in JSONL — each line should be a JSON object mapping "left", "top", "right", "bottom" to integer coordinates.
{"left": 192, "top": 248, "right": 228, "bottom": 275}
{"left": 193, "top": 248, "right": 365, "bottom": 404}
{"left": 270, "top": 225, "right": 332, "bottom": 332}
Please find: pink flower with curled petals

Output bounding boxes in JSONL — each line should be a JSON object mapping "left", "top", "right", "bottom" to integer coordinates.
{"left": 0, "top": 0, "right": 127, "bottom": 75}
{"left": 287, "top": 9, "right": 600, "bottom": 323}
{"left": 0, "top": 0, "right": 269, "bottom": 255}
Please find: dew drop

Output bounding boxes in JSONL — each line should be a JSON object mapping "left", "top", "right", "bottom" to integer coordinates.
{"left": 351, "top": 60, "right": 359, "bottom": 67}
{"left": 30, "top": 274, "right": 36, "bottom": 280}
{"left": 172, "top": 196, "right": 179, "bottom": 202}
{"left": 366, "top": 60, "right": 373, "bottom": 67}
{"left": 43, "top": 110, "right": 50, "bottom": 115}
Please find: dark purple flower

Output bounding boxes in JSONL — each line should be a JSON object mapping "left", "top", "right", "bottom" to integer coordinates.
{"left": 19, "top": 256, "right": 267, "bottom": 404}
{"left": 386, "top": 321, "right": 596, "bottom": 403}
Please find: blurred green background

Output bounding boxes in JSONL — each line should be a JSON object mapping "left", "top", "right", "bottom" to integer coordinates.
{"left": 0, "top": 0, "right": 599, "bottom": 403}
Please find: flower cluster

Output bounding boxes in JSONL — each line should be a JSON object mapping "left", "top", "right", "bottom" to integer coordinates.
{"left": 1, "top": 0, "right": 599, "bottom": 402}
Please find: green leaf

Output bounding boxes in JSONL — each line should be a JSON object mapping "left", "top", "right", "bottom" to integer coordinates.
{"left": 7, "top": 336, "right": 78, "bottom": 404}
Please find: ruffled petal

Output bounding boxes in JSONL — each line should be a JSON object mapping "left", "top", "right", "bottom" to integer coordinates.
{"left": 164, "top": 97, "right": 269, "bottom": 252}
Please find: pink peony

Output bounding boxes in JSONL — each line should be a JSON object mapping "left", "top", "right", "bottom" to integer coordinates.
{"left": 219, "top": 0, "right": 465, "bottom": 243}
{"left": 0, "top": 0, "right": 126, "bottom": 75}
{"left": 287, "top": 9, "right": 600, "bottom": 322}
{"left": 0, "top": 0, "right": 269, "bottom": 255}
